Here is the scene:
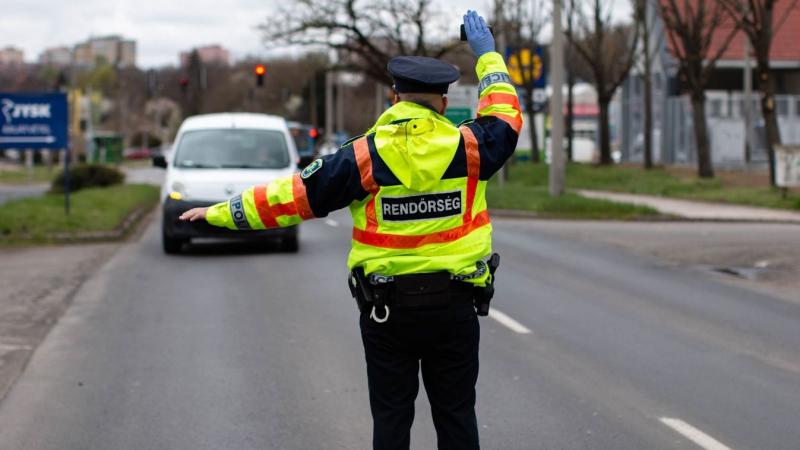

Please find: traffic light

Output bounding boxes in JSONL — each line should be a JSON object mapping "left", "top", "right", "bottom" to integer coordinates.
{"left": 179, "top": 77, "right": 189, "bottom": 93}
{"left": 308, "top": 128, "right": 318, "bottom": 139}
{"left": 254, "top": 64, "right": 266, "bottom": 87}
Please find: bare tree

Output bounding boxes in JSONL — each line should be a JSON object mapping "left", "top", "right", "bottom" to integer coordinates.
{"left": 633, "top": 0, "right": 664, "bottom": 169}
{"left": 494, "top": 0, "right": 549, "bottom": 163}
{"left": 660, "top": 0, "right": 739, "bottom": 178}
{"left": 261, "top": 0, "right": 461, "bottom": 85}
{"left": 569, "top": 0, "right": 640, "bottom": 165}
{"left": 717, "top": 0, "right": 799, "bottom": 185}
{"left": 566, "top": 0, "right": 576, "bottom": 162}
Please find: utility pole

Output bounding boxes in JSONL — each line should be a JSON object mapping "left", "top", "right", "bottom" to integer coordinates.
{"left": 325, "top": 70, "right": 335, "bottom": 144}
{"left": 310, "top": 73, "right": 318, "bottom": 128}
{"left": 335, "top": 73, "right": 344, "bottom": 135}
{"left": 743, "top": 39, "right": 757, "bottom": 164}
{"left": 549, "top": 0, "right": 566, "bottom": 196}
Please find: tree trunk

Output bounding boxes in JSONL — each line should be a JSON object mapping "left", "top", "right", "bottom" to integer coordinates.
{"left": 523, "top": 89, "right": 540, "bottom": 163}
{"left": 598, "top": 97, "right": 612, "bottom": 165}
{"left": 567, "top": 68, "right": 574, "bottom": 162}
{"left": 690, "top": 92, "right": 714, "bottom": 178}
{"left": 757, "top": 63, "right": 781, "bottom": 186}
{"left": 642, "top": 31, "right": 654, "bottom": 169}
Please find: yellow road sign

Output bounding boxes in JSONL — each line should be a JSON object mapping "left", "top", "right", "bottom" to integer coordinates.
{"left": 507, "top": 48, "right": 543, "bottom": 87}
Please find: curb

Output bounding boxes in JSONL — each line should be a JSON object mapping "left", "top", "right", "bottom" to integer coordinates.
{"left": 489, "top": 208, "right": 800, "bottom": 224}
{"left": 488, "top": 209, "right": 677, "bottom": 222}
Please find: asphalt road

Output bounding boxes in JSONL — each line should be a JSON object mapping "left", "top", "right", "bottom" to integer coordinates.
{"left": 0, "top": 211, "right": 799, "bottom": 450}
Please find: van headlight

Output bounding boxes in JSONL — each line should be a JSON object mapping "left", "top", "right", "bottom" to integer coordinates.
{"left": 169, "top": 181, "right": 186, "bottom": 200}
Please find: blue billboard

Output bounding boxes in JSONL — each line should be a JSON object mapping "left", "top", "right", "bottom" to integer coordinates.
{"left": 0, "top": 93, "right": 68, "bottom": 149}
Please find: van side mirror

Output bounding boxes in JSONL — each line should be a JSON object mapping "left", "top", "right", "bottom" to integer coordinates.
{"left": 152, "top": 155, "right": 167, "bottom": 168}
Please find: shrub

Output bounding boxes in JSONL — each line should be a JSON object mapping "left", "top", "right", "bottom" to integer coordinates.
{"left": 51, "top": 164, "right": 125, "bottom": 192}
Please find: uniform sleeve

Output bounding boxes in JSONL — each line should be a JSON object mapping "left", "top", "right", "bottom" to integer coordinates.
{"left": 465, "top": 51, "right": 523, "bottom": 179}
{"left": 206, "top": 145, "right": 368, "bottom": 230}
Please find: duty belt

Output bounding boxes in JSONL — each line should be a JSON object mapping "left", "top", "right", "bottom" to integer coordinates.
{"left": 348, "top": 254, "right": 500, "bottom": 323}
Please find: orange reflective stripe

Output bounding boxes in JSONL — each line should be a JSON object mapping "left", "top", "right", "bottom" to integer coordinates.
{"left": 365, "top": 197, "right": 379, "bottom": 232}
{"left": 292, "top": 173, "right": 315, "bottom": 220}
{"left": 480, "top": 111, "right": 523, "bottom": 134}
{"left": 270, "top": 201, "right": 297, "bottom": 217}
{"left": 353, "top": 136, "right": 379, "bottom": 230}
{"left": 352, "top": 210, "right": 490, "bottom": 249}
{"left": 478, "top": 92, "right": 521, "bottom": 113}
{"left": 354, "top": 137, "right": 378, "bottom": 193}
{"left": 254, "top": 185, "right": 278, "bottom": 228}
{"left": 460, "top": 126, "right": 480, "bottom": 223}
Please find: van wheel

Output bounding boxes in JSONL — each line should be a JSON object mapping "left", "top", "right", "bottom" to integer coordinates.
{"left": 280, "top": 235, "right": 299, "bottom": 253}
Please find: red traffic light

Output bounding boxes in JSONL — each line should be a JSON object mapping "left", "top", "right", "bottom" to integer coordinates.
{"left": 254, "top": 64, "right": 266, "bottom": 76}
{"left": 308, "top": 128, "right": 318, "bottom": 139}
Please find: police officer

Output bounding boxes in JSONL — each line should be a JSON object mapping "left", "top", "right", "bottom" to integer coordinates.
{"left": 180, "top": 10, "right": 521, "bottom": 450}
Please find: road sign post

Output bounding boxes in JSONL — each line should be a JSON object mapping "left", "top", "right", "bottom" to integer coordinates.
{"left": 1, "top": 92, "right": 70, "bottom": 213}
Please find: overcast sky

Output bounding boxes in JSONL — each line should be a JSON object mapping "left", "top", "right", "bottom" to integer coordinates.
{"left": 2, "top": 0, "right": 631, "bottom": 68}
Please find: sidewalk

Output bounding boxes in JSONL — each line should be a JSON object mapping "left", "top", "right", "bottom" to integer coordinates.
{"left": 0, "top": 184, "right": 49, "bottom": 205}
{"left": 577, "top": 190, "right": 800, "bottom": 223}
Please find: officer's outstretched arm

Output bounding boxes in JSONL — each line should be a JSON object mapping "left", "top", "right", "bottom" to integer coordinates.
{"left": 186, "top": 145, "right": 368, "bottom": 230}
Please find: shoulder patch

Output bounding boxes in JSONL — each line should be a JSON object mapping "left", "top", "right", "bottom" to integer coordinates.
{"left": 301, "top": 158, "right": 323, "bottom": 179}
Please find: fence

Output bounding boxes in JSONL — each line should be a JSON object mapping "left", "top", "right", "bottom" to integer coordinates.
{"left": 621, "top": 91, "right": 800, "bottom": 168}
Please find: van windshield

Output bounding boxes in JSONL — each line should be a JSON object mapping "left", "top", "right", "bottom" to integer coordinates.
{"left": 174, "top": 129, "right": 290, "bottom": 169}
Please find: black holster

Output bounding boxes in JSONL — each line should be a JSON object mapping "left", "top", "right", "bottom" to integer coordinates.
{"left": 348, "top": 267, "right": 389, "bottom": 320}
{"left": 474, "top": 253, "right": 500, "bottom": 316}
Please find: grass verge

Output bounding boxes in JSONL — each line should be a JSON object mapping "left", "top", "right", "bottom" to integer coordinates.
{"left": 487, "top": 184, "right": 659, "bottom": 219}
{"left": 503, "top": 163, "right": 800, "bottom": 211}
{"left": 0, "top": 184, "right": 159, "bottom": 244}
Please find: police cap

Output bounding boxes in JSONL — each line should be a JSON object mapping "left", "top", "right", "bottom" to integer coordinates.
{"left": 387, "top": 56, "right": 460, "bottom": 94}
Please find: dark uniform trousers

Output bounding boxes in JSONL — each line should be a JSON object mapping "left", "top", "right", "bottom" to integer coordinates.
{"left": 359, "top": 299, "right": 480, "bottom": 450}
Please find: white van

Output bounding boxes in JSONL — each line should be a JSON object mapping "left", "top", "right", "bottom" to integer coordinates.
{"left": 154, "top": 113, "right": 300, "bottom": 254}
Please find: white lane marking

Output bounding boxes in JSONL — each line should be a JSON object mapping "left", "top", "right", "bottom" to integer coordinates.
{"left": 325, "top": 219, "right": 339, "bottom": 227}
{"left": 488, "top": 308, "right": 532, "bottom": 334}
{"left": 660, "top": 418, "right": 732, "bottom": 450}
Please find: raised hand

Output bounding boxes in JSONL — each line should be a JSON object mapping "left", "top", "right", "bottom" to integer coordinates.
{"left": 463, "top": 10, "right": 495, "bottom": 57}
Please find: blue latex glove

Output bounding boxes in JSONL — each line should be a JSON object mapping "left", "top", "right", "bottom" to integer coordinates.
{"left": 463, "top": 10, "right": 495, "bottom": 57}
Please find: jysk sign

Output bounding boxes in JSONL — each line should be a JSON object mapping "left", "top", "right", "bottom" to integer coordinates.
{"left": 0, "top": 93, "right": 68, "bottom": 149}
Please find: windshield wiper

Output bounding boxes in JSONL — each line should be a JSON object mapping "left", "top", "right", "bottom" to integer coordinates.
{"left": 177, "top": 163, "right": 221, "bottom": 168}
{"left": 218, "top": 164, "right": 270, "bottom": 169}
